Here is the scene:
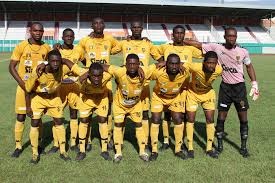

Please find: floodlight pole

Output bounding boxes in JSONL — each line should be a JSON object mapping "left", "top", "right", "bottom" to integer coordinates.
{"left": 77, "top": 4, "right": 80, "bottom": 32}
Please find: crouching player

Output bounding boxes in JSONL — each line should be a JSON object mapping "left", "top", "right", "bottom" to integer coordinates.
{"left": 103, "top": 54, "right": 160, "bottom": 163}
{"left": 150, "top": 54, "right": 190, "bottom": 161}
{"left": 25, "top": 50, "right": 81, "bottom": 164}
{"left": 185, "top": 51, "right": 222, "bottom": 159}
{"left": 76, "top": 62, "right": 112, "bottom": 161}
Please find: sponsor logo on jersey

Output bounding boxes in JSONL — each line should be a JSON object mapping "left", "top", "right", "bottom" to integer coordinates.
{"left": 221, "top": 64, "right": 238, "bottom": 73}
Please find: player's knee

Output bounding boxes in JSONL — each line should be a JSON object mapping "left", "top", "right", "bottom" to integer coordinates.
{"left": 173, "top": 117, "right": 182, "bottom": 125}
{"left": 54, "top": 118, "right": 63, "bottom": 126}
{"left": 151, "top": 116, "right": 161, "bottom": 124}
{"left": 135, "top": 122, "right": 142, "bottom": 128}
{"left": 142, "top": 111, "right": 149, "bottom": 120}
{"left": 218, "top": 111, "right": 228, "bottom": 121}
{"left": 17, "top": 114, "right": 26, "bottom": 122}
{"left": 206, "top": 117, "right": 214, "bottom": 124}
{"left": 97, "top": 116, "right": 107, "bottom": 124}
{"left": 80, "top": 118, "right": 89, "bottom": 124}
{"left": 31, "top": 119, "right": 40, "bottom": 127}
{"left": 114, "top": 122, "right": 124, "bottom": 127}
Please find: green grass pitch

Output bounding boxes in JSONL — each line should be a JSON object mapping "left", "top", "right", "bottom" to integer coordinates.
{"left": 0, "top": 52, "right": 274, "bottom": 182}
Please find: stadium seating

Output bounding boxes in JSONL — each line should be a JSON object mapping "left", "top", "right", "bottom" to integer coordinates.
{"left": 5, "top": 21, "right": 27, "bottom": 40}
{"left": 147, "top": 23, "right": 168, "bottom": 42}
{"left": 189, "top": 24, "right": 217, "bottom": 42}
{"left": 248, "top": 26, "right": 275, "bottom": 43}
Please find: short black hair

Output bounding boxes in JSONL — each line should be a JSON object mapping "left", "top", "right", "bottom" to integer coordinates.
{"left": 204, "top": 51, "right": 218, "bottom": 62}
{"left": 173, "top": 25, "right": 185, "bottom": 33}
{"left": 63, "top": 28, "right": 74, "bottom": 35}
{"left": 47, "top": 50, "right": 61, "bottom": 61}
{"left": 224, "top": 26, "right": 237, "bottom": 34}
{"left": 30, "top": 22, "right": 43, "bottom": 29}
{"left": 167, "top": 53, "right": 180, "bottom": 62}
{"left": 126, "top": 53, "right": 139, "bottom": 62}
{"left": 89, "top": 62, "right": 103, "bottom": 73}
{"left": 130, "top": 20, "right": 143, "bottom": 27}
{"left": 92, "top": 17, "right": 104, "bottom": 23}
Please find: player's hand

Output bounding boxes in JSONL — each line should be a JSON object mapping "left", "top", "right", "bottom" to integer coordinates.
{"left": 36, "top": 63, "right": 46, "bottom": 77}
{"left": 79, "top": 71, "right": 89, "bottom": 83}
{"left": 142, "top": 37, "right": 151, "bottom": 42}
{"left": 89, "top": 32, "right": 95, "bottom": 38}
{"left": 126, "top": 35, "right": 132, "bottom": 41}
{"left": 53, "top": 43, "right": 61, "bottom": 50}
{"left": 138, "top": 67, "right": 145, "bottom": 83}
{"left": 156, "top": 61, "right": 166, "bottom": 68}
{"left": 26, "top": 107, "right": 33, "bottom": 118}
{"left": 249, "top": 81, "right": 259, "bottom": 101}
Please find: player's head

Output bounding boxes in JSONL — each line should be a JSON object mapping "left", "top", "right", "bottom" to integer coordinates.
{"left": 125, "top": 53, "right": 140, "bottom": 77}
{"left": 173, "top": 25, "right": 185, "bottom": 43}
{"left": 203, "top": 51, "right": 218, "bottom": 73}
{"left": 62, "top": 28, "right": 75, "bottom": 45}
{"left": 166, "top": 53, "right": 180, "bottom": 75}
{"left": 130, "top": 20, "right": 143, "bottom": 38}
{"left": 92, "top": 17, "right": 105, "bottom": 34}
{"left": 224, "top": 27, "right": 237, "bottom": 48}
{"left": 29, "top": 22, "right": 44, "bottom": 42}
{"left": 47, "top": 50, "right": 62, "bottom": 73}
{"left": 88, "top": 62, "right": 104, "bottom": 87}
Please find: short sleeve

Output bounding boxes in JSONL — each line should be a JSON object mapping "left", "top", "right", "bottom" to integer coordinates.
{"left": 242, "top": 49, "right": 251, "bottom": 65}
{"left": 202, "top": 43, "right": 218, "bottom": 54}
{"left": 108, "top": 65, "right": 121, "bottom": 77}
{"left": 150, "top": 44, "right": 162, "bottom": 61}
{"left": 191, "top": 46, "right": 203, "bottom": 59}
{"left": 10, "top": 44, "right": 22, "bottom": 61}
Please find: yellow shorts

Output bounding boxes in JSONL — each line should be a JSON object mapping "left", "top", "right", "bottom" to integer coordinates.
{"left": 59, "top": 83, "right": 80, "bottom": 110}
{"left": 151, "top": 92, "right": 185, "bottom": 113}
{"left": 113, "top": 99, "right": 142, "bottom": 123}
{"left": 15, "top": 86, "right": 26, "bottom": 114}
{"left": 186, "top": 89, "right": 216, "bottom": 112}
{"left": 141, "top": 84, "right": 150, "bottom": 111}
{"left": 107, "top": 81, "right": 113, "bottom": 103}
{"left": 31, "top": 94, "right": 63, "bottom": 119}
{"left": 77, "top": 93, "right": 109, "bottom": 118}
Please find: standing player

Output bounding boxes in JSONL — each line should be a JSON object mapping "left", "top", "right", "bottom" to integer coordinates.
{"left": 157, "top": 25, "right": 202, "bottom": 150}
{"left": 79, "top": 17, "right": 120, "bottom": 150}
{"left": 25, "top": 50, "right": 80, "bottom": 163}
{"left": 48, "top": 28, "right": 85, "bottom": 154}
{"left": 185, "top": 51, "right": 222, "bottom": 159}
{"left": 103, "top": 54, "right": 160, "bottom": 163}
{"left": 9, "top": 22, "right": 51, "bottom": 157}
{"left": 114, "top": 20, "right": 163, "bottom": 149}
{"left": 149, "top": 54, "right": 190, "bottom": 161}
{"left": 76, "top": 63, "right": 112, "bottom": 161}
{"left": 184, "top": 27, "right": 259, "bottom": 157}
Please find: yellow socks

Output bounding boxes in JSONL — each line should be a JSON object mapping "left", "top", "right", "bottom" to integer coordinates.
{"left": 14, "top": 121, "right": 24, "bottom": 149}
{"left": 186, "top": 122, "right": 194, "bottom": 151}
{"left": 70, "top": 119, "right": 78, "bottom": 147}
{"left": 162, "top": 120, "right": 169, "bottom": 144}
{"left": 55, "top": 125, "right": 66, "bottom": 154}
{"left": 174, "top": 123, "right": 184, "bottom": 153}
{"left": 52, "top": 126, "right": 59, "bottom": 147}
{"left": 78, "top": 122, "right": 88, "bottom": 153}
{"left": 206, "top": 123, "right": 215, "bottom": 151}
{"left": 99, "top": 122, "right": 108, "bottom": 152}
{"left": 142, "top": 119, "right": 149, "bottom": 145}
{"left": 150, "top": 123, "right": 160, "bottom": 153}
{"left": 113, "top": 126, "right": 122, "bottom": 155}
{"left": 29, "top": 126, "right": 39, "bottom": 155}
{"left": 136, "top": 126, "right": 146, "bottom": 155}
{"left": 107, "top": 115, "right": 113, "bottom": 143}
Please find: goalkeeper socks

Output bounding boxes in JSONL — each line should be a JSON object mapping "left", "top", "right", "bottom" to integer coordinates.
{"left": 186, "top": 122, "right": 194, "bottom": 151}
{"left": 52, "top": 126, "right": 59, "bottom": 147}
{"left": 14, "top": 121, "right": 24, "bottom": 149}
{"left": 55, "top": 125, "right": 66, "bottom": 154}
{"left": 79, "top": 122, "right": 88, "bottom": 153}
{"left": 174, "top": 123, "right": 184, "bottom": 153}
{"left": 99, "top": 122, "right": 108, "bottom": 152}
{"left": 150, "top": 123, "right": 160, "bottom": 153}
{"left": 206, "top": 123, "right": 215, "bottom": 151}
{"left": 70, "top": 119, "right": 78, "bottom": 147}
{"left": 142, "top": 119, "right": 149, "bottom": 145}
{"left": 113, "top": 126, "right": 123, "bottom": 155}
{"left": 162, "top": 120, "right": 169, "bottom": 144}
{"left": 136, "top": 126, "right": 146, "bottom": 155}
{"left": 30, "top": 126, "right": 39, "bottom": 156}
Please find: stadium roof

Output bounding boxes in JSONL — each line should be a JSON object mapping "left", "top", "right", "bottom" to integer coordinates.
{"left": 1, "top": 0, "right": 275, "bottom": 18}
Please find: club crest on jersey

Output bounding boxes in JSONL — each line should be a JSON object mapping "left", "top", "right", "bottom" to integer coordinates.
{"left": 184, "top": 55, "right": 188, "bottom": 61}
{"left": 104, "top": 45, "right": 108, "bottom": 50}
{"left": 236, "top": 55, "right": 240, "bottom": 62}
{"left": 142, "top": 48, "right": 146, "bottom": 53}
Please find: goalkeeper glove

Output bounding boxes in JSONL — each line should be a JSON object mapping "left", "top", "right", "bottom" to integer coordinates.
{"left": 249, "top": 81, "right": 259, "bottom": 101}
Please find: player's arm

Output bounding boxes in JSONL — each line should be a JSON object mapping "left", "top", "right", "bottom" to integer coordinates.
{"left": 183, "top": 40, "right": 202, "bottom": 49}
{"left": 150, "top": 44, "right": 164, "bottom": 62}
{"left": 25, "top": 93, "right": 33, "bottom": 118}
{"left": 9, "top": 60, "right": 26, "bottom": 91}
{"left": 25, "top": 70, "right": 39, "bottom": 93}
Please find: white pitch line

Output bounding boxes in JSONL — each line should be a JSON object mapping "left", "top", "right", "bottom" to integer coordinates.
{"left": 0, "top": 59, "right": 10, "bottom": 63}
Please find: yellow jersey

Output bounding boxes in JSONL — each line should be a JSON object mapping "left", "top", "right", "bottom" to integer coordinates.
{"left": 79, "top": 35, "right": 120, "bottom": 67}
{"left": 151, "top": 68, "right": 190, "bottom": 98}
{"left": 10, "top": 40, "right": 51, "bottom": 81}
{"left": 187, "top": 62, "right": 222, "bottom": 94}
{"left": 108, "top": 65, "right": 156, "bottom": 107}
